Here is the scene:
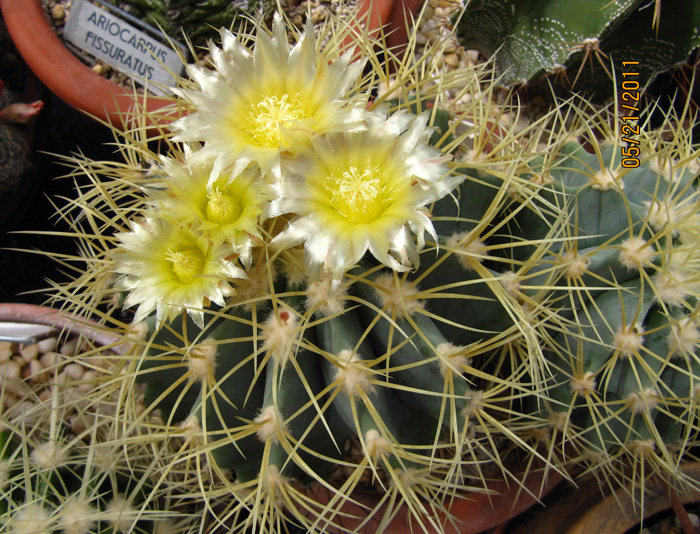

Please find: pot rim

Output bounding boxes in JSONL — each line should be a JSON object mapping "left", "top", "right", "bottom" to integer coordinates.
{"left": 0, "top": 302, "right": 124, "bottom": 351}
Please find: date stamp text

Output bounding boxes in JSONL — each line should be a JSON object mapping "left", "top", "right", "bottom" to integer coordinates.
{"left": 620, "top": 61, "right": 640, "bottom": 168}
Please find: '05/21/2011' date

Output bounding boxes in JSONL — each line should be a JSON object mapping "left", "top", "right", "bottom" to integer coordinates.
{"left": 620, "top": 61, "right": 640, "bottom": 168}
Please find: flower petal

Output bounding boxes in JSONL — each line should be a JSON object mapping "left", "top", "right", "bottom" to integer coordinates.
{"left": 268, "top": 109, "right": 463, "bottom": 280}
{"left": 170, "top": 14, "right": 369, "bottom": 180}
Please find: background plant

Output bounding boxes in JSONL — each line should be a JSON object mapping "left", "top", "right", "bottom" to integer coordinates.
{"left": 456, "top": 0, "right": 700, "bottom": 101}
{"left": 101, "top": 0, "right": 276, "bottom": 49}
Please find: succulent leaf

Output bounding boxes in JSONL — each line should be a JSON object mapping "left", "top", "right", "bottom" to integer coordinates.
{"left": 457, "top": 0, "right": 700, "bottom": 99}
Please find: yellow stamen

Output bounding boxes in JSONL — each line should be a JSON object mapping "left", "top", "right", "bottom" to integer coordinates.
{"left": 246, "top": 94, "right": 306, "bottom": 148}
{"left": 325, "top": 163, "right": 391, "bottom": 224}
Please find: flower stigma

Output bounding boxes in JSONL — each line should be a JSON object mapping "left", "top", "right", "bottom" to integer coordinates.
{"left": 206, "top": 187, "right": 242, "bottom": 225}
{"left": 167, "top": 248, "right": 206, "bottom": 284}
{"left": 246, "top": 95, "right": 306, "bottom": 148}
{"left": 325, "top": 163, "right": 391, "bottom": 223}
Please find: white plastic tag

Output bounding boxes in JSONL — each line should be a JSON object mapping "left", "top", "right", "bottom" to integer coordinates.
{"left": 64, "top": 0, "right": 185, "bottom": 90}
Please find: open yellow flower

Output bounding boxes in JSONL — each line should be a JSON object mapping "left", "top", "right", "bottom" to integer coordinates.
{"left": 171, "top": 13, "right": 368, "bottom": 180}
{"left": 157, "top": 154, "right": 270, "bottom": 269}
{"left": 114, "top": 218, "right": 245, "bottom": 327}
{"left": 267, "top": 110, "right": 463, "bottom": 283}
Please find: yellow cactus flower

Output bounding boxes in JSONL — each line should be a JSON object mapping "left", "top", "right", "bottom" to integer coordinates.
{"left": 267, "top": 110, "right": 463, "bottom": 283}
{"left": 114, "top": 218, "right": 245, "bottom": 327}
{"left": 171, "top": 13, "right": 368, "bottom": 180}
{"left": 157, "top": 154, "right": 270, "bottom": 269}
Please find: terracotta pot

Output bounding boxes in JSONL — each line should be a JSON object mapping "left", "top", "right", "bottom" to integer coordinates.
{"left": 302, "top": 464, "right": 564, "bottom": 534}
{"left": 507, "top": 462, "right": 700, "bottom": 534}
{"left": 0, "top": 0, "right": 424, "bottom": 130}
{"left": 344, "top": 0, "right": 424, "bottom": 60}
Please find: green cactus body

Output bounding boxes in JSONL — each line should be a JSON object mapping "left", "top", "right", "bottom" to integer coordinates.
{"left": 33, "top": 118, "right": 698, "bottom": 532}
{"left": 0, "top": 369, "right": 183, "bottom": 534}
{"left": 515, "top": 142, "right": 700, "bottom": 478}
{"left": 92, "top": 117, "right": 696, "bottom": 530}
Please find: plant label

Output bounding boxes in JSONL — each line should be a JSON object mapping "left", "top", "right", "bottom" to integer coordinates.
{"left": 64, "top": 0, "right": 185, "bottom": 91}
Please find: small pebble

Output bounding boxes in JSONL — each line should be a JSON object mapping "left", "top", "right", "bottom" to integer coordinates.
{"left": 465, "top": 50, "right": 479, "bottom": 63}
{"left": 310, "top": 9, "right": 326, "bottom": 24}
{"left": 39, "top": 351, "right": 64, "bottom": 369}
{"left": 432, "top": 55, "right": 446, "bottom": 69}
{"left": 71, "top": 417, "right": 87, "bottom": 436}
{"left": 20, "top": 344, "right": 39, "bottom": 363}
{"left": 0, "top": 343, "right": 12, "bottom": 363}
{"left": 77, "top": 370, "right": 99, "bottom": 392}
{"left": 6, "top": 401, "right": 37, "bottom": 423}
{"left": 444, "top": 52, "right": 460, "bottom": 67}
{"left": 423, "top": 28, "right": 440, "bottom": 41}
{"left": 37, "top": 337, "right": 59, "bottom": 353}
{"left": 29, "top": 359, "right": 50, "bottom": 384}
{"left": 89, "top": 357, "right": 109, "bottom": 371}
{"left": 59, "top": 337, "right": 79, "bottom": 356}
{"left": 0, "top": 360, "right": 21, "bottom": 380}
{"left": 443, "top": 40, "right": 459, "bottom": 53}
{"left": 63, "top": 363, "right": 85, "bottom": 381}
{"left": 51, "top": 4, "right": 65, "bottom": 21}
{"left": 133, "top": 402, "right": 146, "bottom": 417}
{"left": 421, "top": 18, "right": 437, "bottom": 32}
{"left": 2, "top": 392, "right": 19, "bottom": 409}
{"left": 55, "top": 370, "right": 70, "bottom": 385}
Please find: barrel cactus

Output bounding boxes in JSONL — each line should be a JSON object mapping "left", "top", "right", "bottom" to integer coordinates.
{"left": 456, "top": 0, "right": 700, "bottom": 99}
{"left": 0, "top": 330, "right": 209, "bottom": 534}
{"left": 29, "top": 5, "right": 700, "bottom": 533}
{"left": 477, "top": 117, "right": 700, "bottom": 491}
{"left": 0, "top": 420, "right": 175, "bottom": 534}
